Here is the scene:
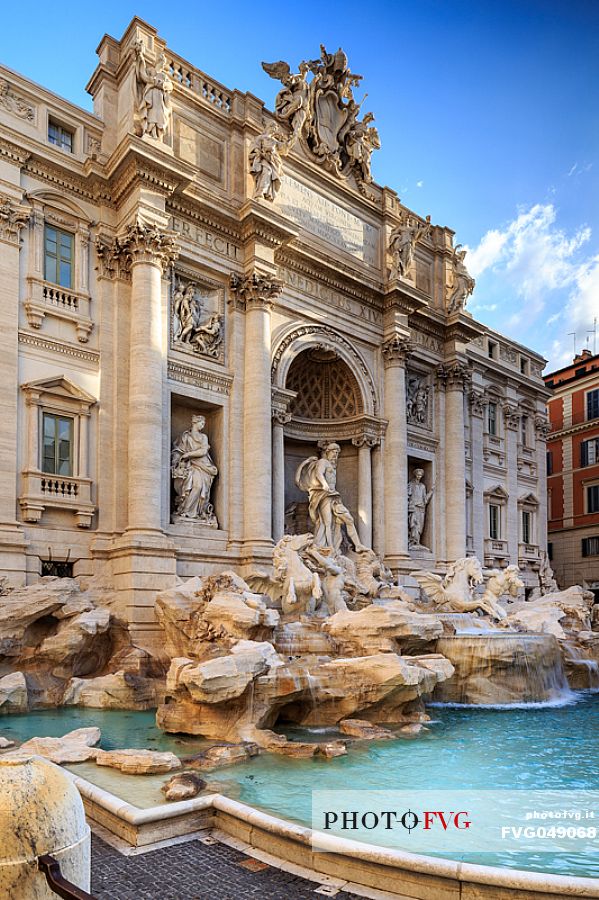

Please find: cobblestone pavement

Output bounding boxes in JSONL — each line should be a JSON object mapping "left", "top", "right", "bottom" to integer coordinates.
{"left": 91, "top": 833, "right": 365, "bottom": 900}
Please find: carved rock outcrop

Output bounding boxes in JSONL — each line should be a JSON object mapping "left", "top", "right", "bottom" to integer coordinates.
{"left": 3, "top": 727, "right": 101, "bottom": 763}
{"left": 155, "top": 573, "right": 278, "bottom": 660}
{"left": 95, "top": 748, "right": 181, "bottom": 775}
{"left": 323, "top": 601, "right": 443, "bottom": 656}
{"left": 162, "top": 772, "right": 207, "bottom": 801}
{"left": 0, "top": 672, "right": 28, "bottom": 713}
{"left": 505, "top": 586, "right": 594, "bottom": 639}
{"left": 63, "top": 672, "right": 158, "bottom": 710}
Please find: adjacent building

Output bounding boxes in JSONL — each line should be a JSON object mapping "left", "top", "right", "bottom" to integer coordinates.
{"left": 545, "top": 349, "right": 599, "bottom": 598}
{"left": 0, "top": 18, "right": 550, "bottom": 649}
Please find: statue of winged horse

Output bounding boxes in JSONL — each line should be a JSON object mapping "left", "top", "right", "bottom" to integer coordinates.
{"left": 411, "top": 557, "right": 506, "bottom": 621}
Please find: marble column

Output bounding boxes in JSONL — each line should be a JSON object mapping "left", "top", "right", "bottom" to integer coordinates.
{"left": 0, "top": 197, "right": 30, "bottom": 584}
{"left": 441, "top": 362, "right": 469, "bottom": 562}
{"left": 272, "top": 410, "right": 290, "bottom": 542}
{"left": 382, "top": 336, "right": 411, "bottom": 569}
{"left": 352, "top": 436, "right": 374, "bottom": 548}
{"left": 469, "top": 389, "right": 485, "bottom": 561}
{"left": 371, "top": 439, "right": 384, "bottom": 557}
{"left": 121, "top": 224, "right": 178, "bottom": 534}
{"left": 504, "top": 402, "right": 521, "bottom": 564}
{"left": 230, "top": 272, "right": 282, "bottom": 553}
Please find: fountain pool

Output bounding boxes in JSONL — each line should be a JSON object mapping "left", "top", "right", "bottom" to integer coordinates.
{"left": 1, "top": 694, "right": 598, "bottom": 879}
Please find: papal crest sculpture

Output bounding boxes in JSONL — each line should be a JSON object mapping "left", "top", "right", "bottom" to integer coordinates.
{"left": 262, "top": 45, "right": 380, "bottom": 193}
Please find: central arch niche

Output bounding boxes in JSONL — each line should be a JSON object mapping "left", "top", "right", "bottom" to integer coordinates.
{"left": 286, "top": 348, "right": 364, "bottom": 421}
{"left": 282, "top": 348, "right": 364, "bottom": 538}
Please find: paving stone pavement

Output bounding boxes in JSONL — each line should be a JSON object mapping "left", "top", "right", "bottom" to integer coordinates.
{"left": 91, "top": 833, "right": 366, "bottom": 900}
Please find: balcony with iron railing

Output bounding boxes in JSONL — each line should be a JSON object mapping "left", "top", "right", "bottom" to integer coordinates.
{"left": 25, "top": 278, "right": 93, "bottom": 343}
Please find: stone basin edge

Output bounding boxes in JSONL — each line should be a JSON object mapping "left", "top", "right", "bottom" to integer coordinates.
{"left": 63, "top": 767, "right": 599, "bottom": 898}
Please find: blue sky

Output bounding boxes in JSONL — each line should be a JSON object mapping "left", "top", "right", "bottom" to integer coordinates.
{"left": 2, "top": 0, "right": 597, "bottom": 370}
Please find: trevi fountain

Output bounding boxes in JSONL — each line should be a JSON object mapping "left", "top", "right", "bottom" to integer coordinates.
{"left": 0, "top": 17, "right": 598, "bottom": 900}
{"left": 1, "top": 438, "right": 598, "bottom": 896}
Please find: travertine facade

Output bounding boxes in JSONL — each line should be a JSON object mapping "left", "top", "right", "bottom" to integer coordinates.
{"left": 0, "top": 18, "right": 550, "bottom": 649}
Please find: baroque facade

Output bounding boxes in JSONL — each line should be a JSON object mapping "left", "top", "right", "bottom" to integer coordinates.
{"left": 0, "top": 18, "right": 550, "bottom": 649}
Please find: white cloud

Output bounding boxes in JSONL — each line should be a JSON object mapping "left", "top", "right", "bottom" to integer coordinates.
{"left": 465, "top": 203, "right": 598, "bottom": 371}
{"left": 416, "top": 180, "right": 424, "bottom": 188}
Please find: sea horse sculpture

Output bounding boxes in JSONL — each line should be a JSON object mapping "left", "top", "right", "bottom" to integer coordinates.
{"left": 411, "top": 557, "right": 507, "bottom": 621}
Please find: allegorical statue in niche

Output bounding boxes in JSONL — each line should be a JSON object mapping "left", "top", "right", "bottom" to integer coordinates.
{"left": 295, "top": 442, "right": 368, "bottom": 554}
{"left": 447, "top": 244, "right": 475, "bottom": 313}
{"left": 134, "top": 41, "right": 173, "bottom": 141}
{"left": 171, "top": 415, "right": 218, "bottom": 526}
{"left": 389, "top": 215, "right": 431, "bottom": 280}
{"left": 249, "top": 122, "right": 289, "bottom": 201}
{"left": 407, "top": 468, "right": 433, "bottom": 551}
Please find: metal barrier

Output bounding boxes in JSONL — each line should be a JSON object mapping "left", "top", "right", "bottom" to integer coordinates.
{"left": 38, "top": 855, "right": 96, "bottom": 900}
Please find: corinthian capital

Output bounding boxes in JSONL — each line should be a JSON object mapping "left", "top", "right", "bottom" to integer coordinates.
{"left": 229, "top": 271, "right": 283, "bottom": 311}
{"left": 534, "top": 414, "right": 551, "bottom": 440}
{"left": 117, "top": 222, "right": 179, "bottom": 272}
{"left": 436, "top": 361, "right": 470, "bottom": 390}
{"left": 381, "top": 335, "right": 412, "bottom": 367}
{"left": 503, "top": 402, "right": 520, "bottom": 430}
{"left": 0, "top": 195, "right": 30, "bottom": 245}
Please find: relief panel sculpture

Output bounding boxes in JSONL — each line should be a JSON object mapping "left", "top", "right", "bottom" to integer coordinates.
{"left": 171, "top": 277, "right": 224, "bottom": 361}
{"left": 406, "top": 373, "right": 431, "bottom": 428}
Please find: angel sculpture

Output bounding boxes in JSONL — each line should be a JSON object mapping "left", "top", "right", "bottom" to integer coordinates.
{"left": 447, "top": 244, "right": 475, "bottom": 313}
{"left": 411, "top": 557, "right": 506, "bottom": 622}
{"left": 262, "top": 59, "right": 310, "bottom": 143}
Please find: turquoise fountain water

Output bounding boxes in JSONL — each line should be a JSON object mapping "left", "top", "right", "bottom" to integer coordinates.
{"left": 2, "top": 693, "right": 598, "bottom": 878}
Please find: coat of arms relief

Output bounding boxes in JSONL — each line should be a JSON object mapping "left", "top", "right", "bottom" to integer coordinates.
{"left": 261, "top": 45, "right": 380, "bottom": 195}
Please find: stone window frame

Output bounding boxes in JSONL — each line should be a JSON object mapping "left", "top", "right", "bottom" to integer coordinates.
{"left": 518, "top": 492, "right": 539, "bottom": 549}
{"left": 24, "top": 190, "right": 93, "bottom": 343}
{"left": 585, "top": 480, "right": 599, "bottom": 515}
{"left": 19, "top": 376, "right": 96, "bottom": 528}
{"left": 484, "top": 484, "right": 509, "bottom": 542}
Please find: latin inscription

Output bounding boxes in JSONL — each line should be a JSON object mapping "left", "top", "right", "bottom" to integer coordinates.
{"left": 170, "top": 216, "right": 240, "bottom": 260}
{"left": 275, "top": 175, "right": 380, "bottom": 266}
{"left": 278, "top": 265, "right": 382, "bottom": 326}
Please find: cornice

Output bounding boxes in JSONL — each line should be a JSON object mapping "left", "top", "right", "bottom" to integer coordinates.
{"left": 18, "top": 331, "right": 100, "bottom": 365}
{"left": 167, "top": 196, "right": 241, "bottom": 242}
{"left": 167, "top": 359, "right": 233, "bottom": 395}
{"left": 0, "top": 135, "right": 31, "bottom": 166}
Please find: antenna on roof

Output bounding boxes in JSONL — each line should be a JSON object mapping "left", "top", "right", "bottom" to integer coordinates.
{"left": 587, "top": 318, "right": 597, "bottom": 355}
{"left": 567, "top": 332, "right": 576, "bottom": 356}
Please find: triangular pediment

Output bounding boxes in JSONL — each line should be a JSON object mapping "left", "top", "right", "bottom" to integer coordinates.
{"left": 484, "top": 483, "right": 509, "bottom": 500}
{"left": 22, "top": 376, "right": 96, "bottom": 404}
{"left": 518, "top": 491, "right": 539, "bottom": 507}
